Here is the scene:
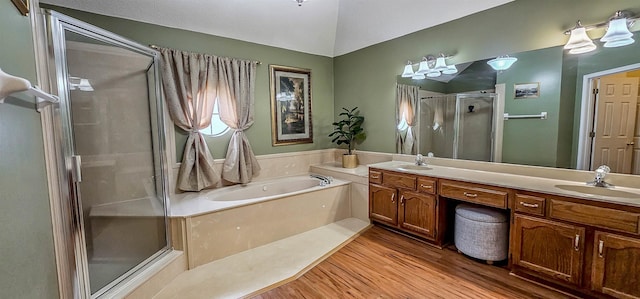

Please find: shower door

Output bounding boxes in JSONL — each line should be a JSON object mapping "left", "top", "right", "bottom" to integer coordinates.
{"left": 46, "top": 11, "right": 170, "bottom": 297}
{"left": 453, "top": 94, "right": 496, "bottom": 162}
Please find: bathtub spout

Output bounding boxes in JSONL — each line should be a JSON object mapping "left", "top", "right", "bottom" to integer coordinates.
{"left": 310, "top": 174, "right": 333, "bottom": 186}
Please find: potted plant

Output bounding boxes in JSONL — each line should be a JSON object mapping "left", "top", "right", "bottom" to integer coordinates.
{"left": 329, "top": 107, "right": 366, "bottom": 168}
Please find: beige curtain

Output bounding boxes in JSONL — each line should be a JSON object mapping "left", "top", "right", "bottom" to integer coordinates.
{"left": 217, "top": 57, "right": 261, "bottom": 183}
{"left": 160, "top": 48, "right": 220, "bottom": 191}
{"left": 396, "top": 84, "right": 419, "bottom": 154}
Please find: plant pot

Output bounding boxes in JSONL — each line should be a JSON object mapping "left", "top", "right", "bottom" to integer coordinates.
{"left": 342, "top": 154, "right": 358, "bottom": 168}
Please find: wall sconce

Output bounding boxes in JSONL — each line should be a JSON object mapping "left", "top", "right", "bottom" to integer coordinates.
{"left": 564, "top": 10, "right": 638, "bottom": 54}
{"left": 400, "top": 54, "right": 457, "bottom": 80}
{"left": 487, "top": 55, "right": 518, "bottom": 71}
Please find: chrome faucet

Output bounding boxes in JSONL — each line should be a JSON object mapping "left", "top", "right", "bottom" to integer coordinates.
{"left": 415, "top": 154, "right": 427, "bottom": 166}
{"left": 587, "top": 165, "right": 613, "bottom": 188}
{"left": 310, "top": 174, "right": 333, "bottom": 186}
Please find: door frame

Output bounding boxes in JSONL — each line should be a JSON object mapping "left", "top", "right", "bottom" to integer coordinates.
{"left": 30, "top": 5, "right": 172, "bottom": 298}
{"left": 576, "top": 63, "right": 640, "bottom": 170}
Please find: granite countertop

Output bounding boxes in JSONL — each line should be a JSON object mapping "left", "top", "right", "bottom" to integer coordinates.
{"left": 369, "top": 161, "right": 640, "bottom": 208}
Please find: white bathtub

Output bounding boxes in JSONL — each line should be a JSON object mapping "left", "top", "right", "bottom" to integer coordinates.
{"left": 169, "top": 175, "right": 348, "bottom": 217}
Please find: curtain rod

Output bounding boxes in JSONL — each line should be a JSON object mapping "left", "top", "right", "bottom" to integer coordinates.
{"left": 149, "top": 45, "right": 262, "bottom": 65}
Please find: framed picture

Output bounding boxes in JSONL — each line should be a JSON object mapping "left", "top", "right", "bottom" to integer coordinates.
{"left": 514, "top": 82, "right": 540, "bottom": 99}
{"left": 11, "top": 0, "right": 29, "bottom": 16}
{"left": 269, "top": 65, "right": 313, "bottom": 146}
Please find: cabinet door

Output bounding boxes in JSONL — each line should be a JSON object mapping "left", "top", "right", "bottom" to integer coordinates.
{"left": 512, "top": 214, "right": 585, "bottom": 286}
{"left": 369, "top": 184, "right": 397, "bottom": 226}
{"left": 399, "top": 191, "right": 436, "bottom": 239}
{"left": 592, "top": 231, "right": 640, "bottom": 299}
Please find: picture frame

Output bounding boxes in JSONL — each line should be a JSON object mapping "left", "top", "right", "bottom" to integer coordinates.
{"left": 514, "top": 82, "right": 540, "bottom": 99}
{"left": 11, "top": 0, "right": 29, "bottom": 16}
{"left": 269, "top": 65, "right": 313, "bottom": 146}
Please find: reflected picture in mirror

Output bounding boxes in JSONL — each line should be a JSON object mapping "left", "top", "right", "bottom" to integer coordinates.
{"left": 396, "top": 31, "right": 640, "bottom": 175}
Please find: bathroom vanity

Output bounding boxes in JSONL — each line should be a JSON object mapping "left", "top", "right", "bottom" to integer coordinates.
{"left": 368, "top": 161, "right": 640, "bottom": 299}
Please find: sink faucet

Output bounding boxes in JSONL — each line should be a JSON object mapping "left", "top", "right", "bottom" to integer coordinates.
{"left": 415, "top": 154, "right": 427, "bottom": 166}
{"left": 587, "top": 165, "right": 613, "bottom": 188}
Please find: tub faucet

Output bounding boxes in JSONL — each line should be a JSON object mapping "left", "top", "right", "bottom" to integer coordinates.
{"left": 587, "top": 165, "right": 613, "bottom": 188}
{"left": 310, "top": 174, "right": 333, "bottom": 186}
{"left": 415, "top": 154, "right": 427, "bottom": 166}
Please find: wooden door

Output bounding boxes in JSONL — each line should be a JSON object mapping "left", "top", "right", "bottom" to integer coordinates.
{"left": 512, "top": 214, "right": 585, "bottom": 286}
{"left": 369, "top": 184, "right": 398, "bottom": 226}
{"left": 398, "top": 191, "right": 436, "bottom": 239}
{"left": 592, "top": 231, "right": 640, "bottom": 299}
{"left": 592, "top": 76, "right": 639, "bottom": 173}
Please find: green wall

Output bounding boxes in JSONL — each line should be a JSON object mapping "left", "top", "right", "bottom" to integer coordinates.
{"left": 0, "top": 2, "right": 59, "bottom": 298}
{"left": 46, "top": 6, "right": 335, "bottom": 160}
{"left": 498, "top": 46, "right": 564, "bottom": 167}
{"left": 334, "top": 0, "right": 640, "bottom": 154}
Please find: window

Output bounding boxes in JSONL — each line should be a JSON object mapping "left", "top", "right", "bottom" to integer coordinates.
{"left": 200, "top": 100, "right": 229, "bottom": 137}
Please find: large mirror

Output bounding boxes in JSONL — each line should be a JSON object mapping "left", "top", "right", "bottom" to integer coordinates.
{"left": 397, "top": 31, "right": 640, "bottom": 174}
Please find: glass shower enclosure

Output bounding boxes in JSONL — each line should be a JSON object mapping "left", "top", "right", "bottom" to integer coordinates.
{"left": 418, "top": 93, "right": 497, "bottom": 162}
{"left": 44, "top": 11, "right": 170, "bottom": 297}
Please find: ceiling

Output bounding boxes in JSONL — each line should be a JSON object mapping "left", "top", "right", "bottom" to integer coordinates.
{"left": 43, "top": 0, "right": 513, "bottom": 57}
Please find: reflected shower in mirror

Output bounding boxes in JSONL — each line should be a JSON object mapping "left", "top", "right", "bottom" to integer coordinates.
{"left": 418, "top": 92, "right": 498, "bottom": 163}
{"left": 396, "top": 32, "right": 640, "bottom": 174}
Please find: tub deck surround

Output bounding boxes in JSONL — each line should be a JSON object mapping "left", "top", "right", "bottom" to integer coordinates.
{"left": 168, "top": 175, "right": 353, "bottom": 269}
{"left": 370, "top": 160, "right": 640, "bottom": 207}
{"left": 154, "top": 218, "right": 370, "bottom": 299}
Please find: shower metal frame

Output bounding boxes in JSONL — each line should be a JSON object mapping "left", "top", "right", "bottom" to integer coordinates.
{"left": 35, "top": 9, "right": 172, "bottom": 298}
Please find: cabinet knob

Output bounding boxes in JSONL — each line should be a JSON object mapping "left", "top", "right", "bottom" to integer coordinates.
{"left": 574, "top": 234, "right": 580, "bottom": 251}
{"left": 519, "top": 201, "right": 539, "bottom": 208}
{"left": 598, "top": 240, "right": 604, "bottom": 258}
{"left": 400, "top": 195, "right": 405, "bottom": 205}
{"left": 463, "top": 192, "right": 478, "bottom": 198}
{"left": 391, "top": 193, "right": 395, "bottom": 203}
{"left": 420, "top": 184, "right": 433, "bottom": 189}
{"left": 371, "top": 174, "right": 380, "bottom": 179}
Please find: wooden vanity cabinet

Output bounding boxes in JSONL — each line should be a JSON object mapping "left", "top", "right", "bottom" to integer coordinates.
{"left": 592, "top": 231, "right": 640, "bottom": 298}
{"left": 369, "top": 184, "right": 398, "bottom": 226}
{"left": 512, "top": 214, "right": 586, "bottom": 286}
{"left": 369, "top": 168, "right": 442, "bottom": 243}
{"left": 399, "top": 191, "right": 437, "bottom": 239}
{"left": 512, "top": 191, "right": 640, "bottom": 298}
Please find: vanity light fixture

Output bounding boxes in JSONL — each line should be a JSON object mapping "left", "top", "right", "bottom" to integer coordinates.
{"left": 400, "top": 54, "right": 457, "bottom": 79}
{"left": 600, "top": 12, "right": 634, "bottom": 47}
{"left": 401, "top": 61, "right": 415, "bottom": 78}
{"left": 564, "top": 21, "right": 597, "bottom": 54}
{"left": 433, "top": 55, "right": 448, "bottom": 72}
{"left": 563, "top": 10, "right": 638, "bottom": 54}
{"left": 487, "top": 55, "right": 518, "bottom": 71}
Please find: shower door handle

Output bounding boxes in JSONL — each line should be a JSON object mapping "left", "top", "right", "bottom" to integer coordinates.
{"left": 71, "top": 155, "right": 82, "bottom": 183}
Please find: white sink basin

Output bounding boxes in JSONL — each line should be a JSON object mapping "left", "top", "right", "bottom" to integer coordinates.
{"left": 396, "top": 164, "right": 432, "bottom": 171}
{"left": 554, "top": 184, "right": 640, "bottom": 199}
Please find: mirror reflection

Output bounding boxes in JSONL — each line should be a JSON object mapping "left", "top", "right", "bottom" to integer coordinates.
{"left": 397, "top": 32, "right": 640, "bottom": 174}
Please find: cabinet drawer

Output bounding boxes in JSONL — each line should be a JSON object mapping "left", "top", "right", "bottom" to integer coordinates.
{"left": 383, "top": 172, "right": 416, "bottom": 190}
{"left": 440, "top": 180, "right": 508, "bottom": 209}
{"left": 417, "top": 177, "right": 437, "bottom": 194}
{"left": 515, "top": 194, "right": 545, "bottom": 216}
{"left": 549, "top": 199, "right": 640, "bottom": 235}
{"left": 369, "top": 170, "right": 382, "bottom": 185}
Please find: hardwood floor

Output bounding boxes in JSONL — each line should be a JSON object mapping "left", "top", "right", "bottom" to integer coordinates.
{"left": 253, "top": 225, "right": 570, "bottom": 299}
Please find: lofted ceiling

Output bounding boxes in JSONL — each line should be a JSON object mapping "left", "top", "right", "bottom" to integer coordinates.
{"left": 43, "top": 0, "right": 513, "bottom": 57}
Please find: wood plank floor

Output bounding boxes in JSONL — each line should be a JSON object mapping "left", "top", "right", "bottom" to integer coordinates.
{"left": 253, "top": 225, "right": 570, "bottom": 299}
